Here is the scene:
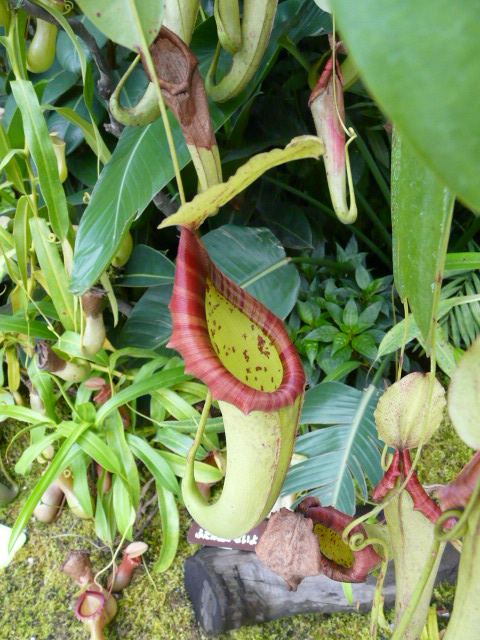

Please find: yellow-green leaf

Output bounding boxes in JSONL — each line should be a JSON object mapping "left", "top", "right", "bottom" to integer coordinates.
{"left": 159, "top": 136, "right": 324, "bottom": 229}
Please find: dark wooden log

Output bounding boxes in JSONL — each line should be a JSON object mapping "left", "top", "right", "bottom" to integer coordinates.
{"left": 184, "top": 544, "right": 460, "bottom": 636}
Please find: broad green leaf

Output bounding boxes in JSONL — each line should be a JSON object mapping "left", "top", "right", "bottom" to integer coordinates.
{"left": 392, "top": 129, "right": 454, "bottom": 352}
{"left": 115, "top": 245, "right": 175, "bottom": 287}
{"left": 154, "top": 485, "right": 179, "bottom": 572}
{"left": 204, "top": 226, "right": 300, "bottom": 320}
{"left": 117, "top": 285, "right": 173, "bottom": 350}
{"left": 75, "top": 0, "right": 163, "bottom": 51}
{"left": 261, "top": 203, "right": 313, "bottom": 250}
{"left": 285, "top": 383, "right": 383, "bottom": 515}
{"left": 9, "top": 423, "right": 89, "bottom": 552}
{"left": 159, "top": 137, "right": 323, "bottom": 229}
{"left": 29, "top": 217, "right": 77, "bottom": 331}
{"left": 0, "top": 314, "right": 55, "bottom": 340}
{"left": 342, "top": 299, "right": 358, "bottom": 329}
{"left": 126, "top": 434, "right": 179, "bottom": 495}
{"left": 351, "top": 333, "right": 377, "bottom": 360}
{"left": 305, "top": 325, "right": 339, "bottom": 343}
{"left": 95, "top": 367, "right": 189, "bottom": 425}
{"left": 331, "top": 0, "right": 480, "bottom": 211}
{"left": 10, "top": 80, "right": 69, "bottom": 239}
{"left": 448, "top": 336, "right": 480, "bottom": 448}
{"left": 323, "top": 361, "right": 362, "bottom": 382}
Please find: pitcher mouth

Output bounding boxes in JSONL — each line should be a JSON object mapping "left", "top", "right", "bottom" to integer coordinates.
{"left": 167, "top": 227, "right": 305, "bottom": 415}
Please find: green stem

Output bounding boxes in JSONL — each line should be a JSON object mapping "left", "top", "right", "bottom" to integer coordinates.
{"left": 262, "top": 176, "right": 393, "bottom": 268}
{"left": 355, "top": 132, "right": 391, "bottom": 205}
{"left": 142, "top": 54, "right": 186, "bottom": 205}
{"left": 355, "top": 190, "right": 392, "bottom": 249}
{"left": 186, "top": 391, "right": 213, "bottom": 464}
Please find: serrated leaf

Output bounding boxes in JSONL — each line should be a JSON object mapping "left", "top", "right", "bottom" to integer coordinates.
{"left": 342, "top": 299, "right": 358, "bottom": 329}
{"left": 352, "top": 333, "right": 377, "bottom": 360}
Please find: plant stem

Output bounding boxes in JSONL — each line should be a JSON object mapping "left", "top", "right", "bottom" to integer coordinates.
{"left": 262, "top": 176, "right": 393, "bottom": 268}
{"left": 355, "top": 190, "right": 392, "bottom": 250}
{"left": 186, "top": 391, "right": 213, "bottom": 464}
{"left": 354, "top": 132, "right": 391, "bottom": 205}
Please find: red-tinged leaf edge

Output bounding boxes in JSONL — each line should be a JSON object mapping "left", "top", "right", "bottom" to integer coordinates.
{"left": 296, "top": 496, "right": 381, "bottom": 583}
{"left": 168, "top": 227, "right": 305, "bottom": 414}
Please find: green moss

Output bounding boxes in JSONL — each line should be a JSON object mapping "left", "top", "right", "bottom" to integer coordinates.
{"left": 0, "top": 412, "right": 468, "bottom": 640}
{"left": 416, "top": 416, "right": 473, "bottom": 485}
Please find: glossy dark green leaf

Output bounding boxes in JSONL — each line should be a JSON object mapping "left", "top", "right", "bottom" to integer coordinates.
{"left": 204, "top": 225, "right": 300, "bottom": 319}
{"left": 259, "top": 204, "right": 313, "bottom": 250}
{"left": 352, "top": 333, "right": 377, "bottom": 360}
{"left": 331, "top": 0, "right": 480, "bottom": 211}
{"left": 117, "top": 284, "right": 173, "bottom": 350}
{"left": 116, "top": 245, "right": 175, "bottom": 287}
{"left": 392, "top": 129, "right": 454, "bottom": 351}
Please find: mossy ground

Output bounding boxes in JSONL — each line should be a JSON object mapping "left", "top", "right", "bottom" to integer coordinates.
{"left": 0, "top": 414, "right": 465, "bottom": 640}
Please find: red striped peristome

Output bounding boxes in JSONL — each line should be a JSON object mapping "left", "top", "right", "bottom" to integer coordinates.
{"left": 373, "top": 448, "right": 456, "bottom": 529}
{"left": 436, "top": 449, "right": 480, "bottom": 511}
{"left": 295, "top": 497, "right": 381, "bottom": 583}
{"left": 168, "top": 227, "right": 305, "bottom": 415}
{"left": 372, "top": 449, "right": 401, "bottom": 502}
